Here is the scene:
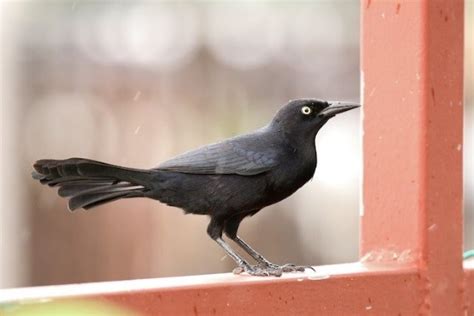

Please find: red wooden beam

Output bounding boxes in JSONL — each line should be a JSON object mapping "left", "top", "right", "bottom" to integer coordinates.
{"left": 361, "top": 0, "right": 465, "bottom": 313}
{"left": 1, "top": 264, "right": 421, "bottom": 315}
{"left": 2, "top": 266, "right": 472, "bottom": 315}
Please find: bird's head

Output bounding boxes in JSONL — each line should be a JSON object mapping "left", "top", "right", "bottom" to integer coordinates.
{"left": 271, "top": 99, "right": 360, "bottom": 140}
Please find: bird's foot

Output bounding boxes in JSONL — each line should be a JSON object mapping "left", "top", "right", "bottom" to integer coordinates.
{"left": 258, "top": 262, "right": 281, "bottom": 270}
{"left": 233, "top": 264, "right": 283, "bottom": 277}
{"left": 259, "top": 262, "right": 315, "bottom": 273}
{"left": 279, "top": 263, "right": 315, "bottom": 273}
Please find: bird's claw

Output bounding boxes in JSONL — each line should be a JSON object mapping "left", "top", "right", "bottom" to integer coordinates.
{"left": 233, "top": 265, "right": 283, "bottom": 277}
{"left": 258, "top": 262, "right": 315, "bottom": 273}
{"left": 280, "top": 263, "right": 315, "bottom": 273}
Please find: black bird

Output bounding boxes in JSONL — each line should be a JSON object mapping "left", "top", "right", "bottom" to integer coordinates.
{"left": 32, "top": 99, "right": 359, "bottom": 276}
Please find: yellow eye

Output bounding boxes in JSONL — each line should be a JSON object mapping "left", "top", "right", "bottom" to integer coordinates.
{"left": 301, "top": 106, "right": 312, "bottom": 115}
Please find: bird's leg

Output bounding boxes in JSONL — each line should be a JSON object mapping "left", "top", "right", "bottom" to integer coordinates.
{"left": 214, "top": 237, "right": 251, "bottom": 270}
{"left": 231, "top": 235, "right": 278, "bottom": 268}
{"left": 223, "top": 214, "right": 278, "bottom": 268}
{"left": 224, "top": 215, "right": 314, "bottom": 273}
{"left": 233, "top": 236, "right": 315, "bottom": 273}
{"left": 223, "top": 215, "right": 283, "bottom": 272}
{"left": 208, "top": 217, "right": 281, "bottom": 277}
{"left": 214, "top": 238, "right": 281, "bottom": 277}
{"left": 231, "top": 235, "right": 314, "bottom": 272}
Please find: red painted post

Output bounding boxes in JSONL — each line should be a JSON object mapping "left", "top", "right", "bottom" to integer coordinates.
{"left": 361, "top": 0, "right": 464, "bottom": 314}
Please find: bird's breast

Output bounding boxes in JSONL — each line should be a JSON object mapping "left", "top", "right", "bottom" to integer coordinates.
{"left": 266, "top": 154, "right": 316, "bottom": 200}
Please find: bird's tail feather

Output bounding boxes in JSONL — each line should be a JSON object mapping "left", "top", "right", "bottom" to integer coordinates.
{"left": 32, "top": 158, "right": 153, "bottom": 211}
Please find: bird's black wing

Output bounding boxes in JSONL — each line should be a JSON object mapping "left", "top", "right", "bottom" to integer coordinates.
{"left": 156, "top": 130, "right": 279, "bottom": 176}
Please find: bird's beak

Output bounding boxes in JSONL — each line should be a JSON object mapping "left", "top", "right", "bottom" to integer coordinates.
{"left": 319, "top": 101, "right": 360, "bottom": 118}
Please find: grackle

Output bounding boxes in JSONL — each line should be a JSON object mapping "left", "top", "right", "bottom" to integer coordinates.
{"left": 32, "top": 99, "right": 359, "bottom": 276}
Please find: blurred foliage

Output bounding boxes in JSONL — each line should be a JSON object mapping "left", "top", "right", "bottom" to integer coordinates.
{"left": 2, "top": 300, "right": 138, "bottom": 316}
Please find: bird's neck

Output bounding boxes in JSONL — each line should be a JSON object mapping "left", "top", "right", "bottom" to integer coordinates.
{"left": 270, "top": 125, "right": 315, "bottom": 151}
{"left": 268, "top": 125, "right": 317, "bottom": 167}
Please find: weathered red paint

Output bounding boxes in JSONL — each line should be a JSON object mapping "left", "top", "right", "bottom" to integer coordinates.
{"left": 361, "top": 0, "right": 464, "bottom": 314}
{"left": 466, "top": 265, "right": 474, "bottom": 314}
{"left": 423, "top": 2, "right": 464, "bottom": 314}
{"left": 2, "top": 266, "right": 472, "bottom": 315}
{"left": 102, "top": 267, "right": 420, "bottom": 315}
{"left": 1, "top": 264, "right": 422, "bottom": 315}
{"left": 362, "top": 0, "right": 427, "bottom": 256}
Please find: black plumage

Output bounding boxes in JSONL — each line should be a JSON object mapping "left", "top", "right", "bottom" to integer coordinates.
{"left": 32, "top": 99, "right": 359, "bottom": 276}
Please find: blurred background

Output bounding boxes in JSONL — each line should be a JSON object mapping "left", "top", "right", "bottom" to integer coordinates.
{"left": 0, "top": 1, "right": 472, "bottom": 289}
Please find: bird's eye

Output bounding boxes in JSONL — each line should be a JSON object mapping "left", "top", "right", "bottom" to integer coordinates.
{"left": 301, "top": 106, "right": 312, "bottom": 115}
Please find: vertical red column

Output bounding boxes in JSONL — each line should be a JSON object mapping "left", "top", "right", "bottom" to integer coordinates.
{"left": 361, "top": 0, "right": 464, "bottom": 314}
{"left": 423, "top": 1, "right": 464, "bottom": 314}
